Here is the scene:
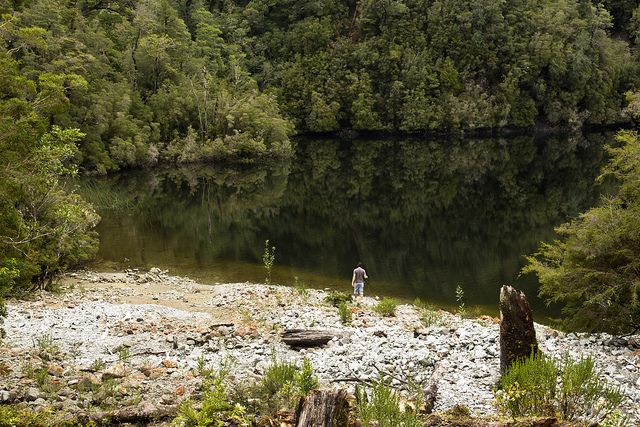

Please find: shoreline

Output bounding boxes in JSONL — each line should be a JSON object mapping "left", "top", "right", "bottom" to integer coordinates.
{"left": 1, "top": 268, "right": 639, "bottom": 424}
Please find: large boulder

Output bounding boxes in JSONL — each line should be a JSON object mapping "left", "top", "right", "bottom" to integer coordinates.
{"left": 499, "top": 285, "right": 538, "bottom": 374}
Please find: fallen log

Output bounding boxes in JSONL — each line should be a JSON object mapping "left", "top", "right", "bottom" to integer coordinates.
{"left": 282, "top": 329, "right": 343, "bottom": 348}
{"left": 295, "top": 390, "right": 349, "bottom": 427}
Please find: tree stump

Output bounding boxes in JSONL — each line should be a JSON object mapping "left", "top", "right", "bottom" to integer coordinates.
{"left": 281, "top": 329, "right": 343, "bottom": 348}
{"left": 499, "top": 285, "right": 538, "bottom": 374}
{"left": 295, "top": 389, "right": 349, "bottom": 427}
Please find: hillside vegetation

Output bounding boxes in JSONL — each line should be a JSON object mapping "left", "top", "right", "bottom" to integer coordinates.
{"left": 0, "top": 0, "right": 640, "bottom": 173}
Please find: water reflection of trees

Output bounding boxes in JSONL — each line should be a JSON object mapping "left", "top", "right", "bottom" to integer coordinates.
{"left": 279, "top": 133, "right": 608, "bottom": 308}
{"left": 82, "top": 162, "right": 291, "bottom": 266}
{"left": 83, "top": 133, "right": 609, "bottom": 311}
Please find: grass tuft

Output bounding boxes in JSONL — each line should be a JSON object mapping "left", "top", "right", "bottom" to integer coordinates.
{"left": 374, "top": 297, "right": 398, "bottom": 317}
{"left": 338, "top": 301, "right": 352, "bottom": 325}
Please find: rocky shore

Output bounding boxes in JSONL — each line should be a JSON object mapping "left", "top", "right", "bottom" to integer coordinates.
{"left": 1, "top": 268, "right": 639, "bottom": 424}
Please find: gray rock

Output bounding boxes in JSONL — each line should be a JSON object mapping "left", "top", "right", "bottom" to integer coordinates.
{"left": 24, "top": 387, "right": 40, "bottom": 402}
{"left": 161, "top": 394, "right": 174, "bottom": 405}
{"left": 0, "top": 390, "right": 10, "bottom": 403}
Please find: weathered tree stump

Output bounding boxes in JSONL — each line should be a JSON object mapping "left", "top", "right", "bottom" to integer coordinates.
{"left": 499, "top": 285, "right": 538, "bottom": 374}
{"left": 295, "top": 389, "right": 349, "bottom": 427}
{"left": 282, "top": 329, "right": 343, "bottom": 348}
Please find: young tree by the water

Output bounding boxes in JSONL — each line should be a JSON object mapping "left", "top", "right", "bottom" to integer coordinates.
{"left": 524, "top": 130, "right": 640, "bottom": 334}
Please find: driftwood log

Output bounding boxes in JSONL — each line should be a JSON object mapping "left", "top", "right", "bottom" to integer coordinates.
{"left": 499, "top": 285, "right": 538, "bottom": 374}
{"left": 282, "top": 329, "right": 343, "bottom": 348}
{"left": 295, "top": 390, "right": 349, "bottom": 427}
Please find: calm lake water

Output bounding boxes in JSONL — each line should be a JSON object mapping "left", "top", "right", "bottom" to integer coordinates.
{"left": 80, "top": 133, "right": 613, "bottom": 319}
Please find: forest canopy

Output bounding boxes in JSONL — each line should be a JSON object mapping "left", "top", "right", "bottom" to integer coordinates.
{"left": 0, "top": 0, "right": 639, "bottom": 173}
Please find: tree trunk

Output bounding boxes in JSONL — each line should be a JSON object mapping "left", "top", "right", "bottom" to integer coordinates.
{"left": 281, "top": 329, "right": 343, "bottom": 348}
{"left": 295, "top": 390, "right": 349, "bottom": 427}
{"left": 499, "top": 285, "right": 538, "bottom": 374}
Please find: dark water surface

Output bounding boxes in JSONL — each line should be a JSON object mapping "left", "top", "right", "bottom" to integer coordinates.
{"left": 81, "top": 133, "right": 613, "bottom": 319}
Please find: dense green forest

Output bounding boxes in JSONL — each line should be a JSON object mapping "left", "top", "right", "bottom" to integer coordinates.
{"left": 0, "top": 0, "right": 640, "bottom": 173}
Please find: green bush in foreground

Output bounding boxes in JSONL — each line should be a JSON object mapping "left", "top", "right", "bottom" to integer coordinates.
{"left": 253, "top": 356, "right": 318, "bottom": 416}
{"left": 174, "top": 368, "right": 250, "bottom": 427}
{"left": 496, "top": 352, "right": 623, "bottom": 423}
{"left": 355, "top": 378, "right": 424, "bottom": 427}
{"left": 374, "top": 298, "right": 398, "bottom": 317}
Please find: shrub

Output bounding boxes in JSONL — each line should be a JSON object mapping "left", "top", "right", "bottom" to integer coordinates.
{"left": 455, "top": 284, "right": 466, "bottom": 317}
{"left": 295, "top": 358, "right": 319, "bottom": 396}
{"left": 35, "top": 334, "right": 59, "bottom": 361}
{"left": 254, "top": 357, "right": 298, "bottom": 414}
{"left": 294, "top": 277, "right": 310, "bottom": 300}
{"left": 253, "top": 356, "right": 319, "bottom": 416}
{"left": 0, "top": 362, "right": 10, "bottom": 376}
{"left": 91, "top": 378, "right": 122, "bottom": 408}
{"left": 421, "top": 309, "right": 445, "bottom": 327}
{"left": 355, "top": 378, "right": 424, "bottom": 427}
{"left": 557, "top": 355, "right": 623, "bottom": 421}
{"left": 496, "top": 352, "right": 560, "bottom": 418}
{"left": 496, "top": 352, "right": 623, "bottom": 422}
{"left": 262, "top": 240, "right": 276, "bottom": 285}
{"left": 90, "top": 358, "right": 104, "bottom": 372}
{"left": 324, "top": 291, "right": 350, "bottom": 307}
{"left": 445, "top": 404, "right": 471, "bottom": 417}
{"left": 412, "top": 297, "right": 427, "bottom": 308}
{"left": 338, "top": 301, "right": 352, "bottom": 325}
{"left": 34, "top": 367, "right": 62, "bottom": 394}
{"left": 174, "top": 368, "right": 250, "bottom": 427}
{"left": 374, "top": 298, "right": 398, "bottom": 317}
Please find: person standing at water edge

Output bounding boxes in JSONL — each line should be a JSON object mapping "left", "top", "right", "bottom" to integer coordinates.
{"left": 352, "top": 262, "right": 368, "bottom": 298}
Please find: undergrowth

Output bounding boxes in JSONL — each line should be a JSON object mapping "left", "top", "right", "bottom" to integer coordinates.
{"left": 176, "top": 356, "right": 319, "bottom": 425}
{"left": 355, "top": 377, "right": 424, "bottom": 427}
{"left": 338, "top": 300, "right": 352, "bottom": 325}
{"left": 496, "top": 352, "right": 624, "bottom": 423}
{"left": 374, "top": 297, "right": 398, "bottom": 317}
{"left": 325, "top": 291, "right": 350, "bottom": 307}
{"left": 0, "top": 406, "right": 93, "bottom": 427}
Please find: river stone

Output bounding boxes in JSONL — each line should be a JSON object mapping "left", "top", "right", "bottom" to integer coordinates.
{"left": 499, "top": 285, "right": 538, "bottom": 374}
{"left": 24, "top": 387, "right": 40, "bottom": 402}
{"left": 103, "top": 363, "right": 128, "bottom": 379}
